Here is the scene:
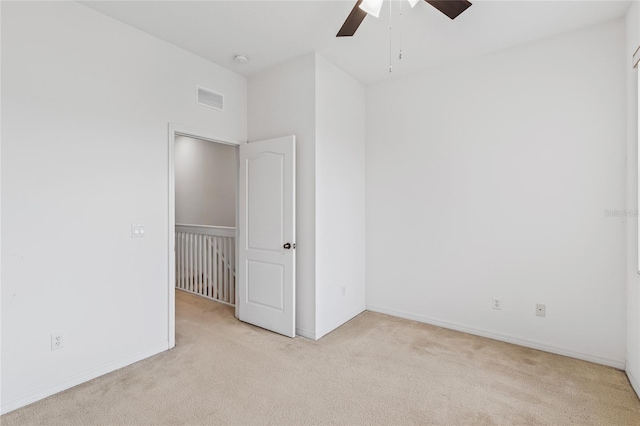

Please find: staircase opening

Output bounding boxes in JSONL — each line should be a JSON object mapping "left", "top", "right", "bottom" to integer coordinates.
{"left": 174, "top": 135, "right": 237, "bottom": 306}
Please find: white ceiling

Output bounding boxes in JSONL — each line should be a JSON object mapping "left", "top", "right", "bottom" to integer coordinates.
{"left": 81, "top": 0, "right": 631, "bottom": 84}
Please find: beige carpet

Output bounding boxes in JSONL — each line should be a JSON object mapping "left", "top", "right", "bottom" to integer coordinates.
{"left": 3, "top": 291, "right": 640, "bottom": 425}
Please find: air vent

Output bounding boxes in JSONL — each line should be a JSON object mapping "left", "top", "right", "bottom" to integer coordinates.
{"left": 197, "top": 86, "right": 224, "bottom": 110}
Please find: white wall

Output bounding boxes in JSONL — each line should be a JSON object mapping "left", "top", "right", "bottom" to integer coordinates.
{"left": 175, "top": 136, "right": 236, "bottom": 227}
{"left": 248, "top": 54, "right": 317, "bottom": 338}
{"left": 626, "top": 1, "right": 640, "bottom": 397}
{"left": 366, "top": 19, "right": 627, "bottom": 368}
{"left": 248, "top": 53, "right": 367, "bottom": 339}
{"left": 315, "top": 54, "right": 366, "bottom": 338}
{"left": 1, "top": 1, "right": 246, "bottom": 413}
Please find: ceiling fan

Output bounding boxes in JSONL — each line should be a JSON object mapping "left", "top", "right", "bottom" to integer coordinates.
{"left": 337, "top": 0, "right": 472, "bottom": 37}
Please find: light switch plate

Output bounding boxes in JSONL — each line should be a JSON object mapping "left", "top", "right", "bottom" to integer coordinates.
{"left": 131, "top": 224, "right": 145, "bottom": 238}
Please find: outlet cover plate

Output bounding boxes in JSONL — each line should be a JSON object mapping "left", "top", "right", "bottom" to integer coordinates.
{"left": 51, "top": 333, "right": 64, "bottom": 350}
{"left": 492, "top": 297, "right": 501, "bottom": 310}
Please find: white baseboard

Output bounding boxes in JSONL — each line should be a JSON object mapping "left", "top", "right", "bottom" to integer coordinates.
{"left": 296, "top": 326, "right": 316, "bottom": 340}
{"left": 0, "top": 342, "right": 169, "bottom": 415}
{"left": 295, "top": 306, "right": 366, "bottom": 340}
{"left": 316, "top": 306, "right": 366, "bottom": 340}
{"left": 366, "top": 305, "right": 626, "bottom": 370}
{"left": 627, "top": 367, "right": 640, "bottom": 399}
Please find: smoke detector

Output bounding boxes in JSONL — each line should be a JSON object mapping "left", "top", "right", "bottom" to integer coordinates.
{"left": 234, "top": 55, "right": 249, "bottom": 64}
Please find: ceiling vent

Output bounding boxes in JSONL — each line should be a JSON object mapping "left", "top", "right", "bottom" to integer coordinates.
{"left": 197, "top": 86, "right": 224, "bottom": 111}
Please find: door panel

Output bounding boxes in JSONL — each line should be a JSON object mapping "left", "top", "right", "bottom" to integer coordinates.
{"left": 247, "top": 260, "right": 284, "bottom": 311}
{"left": 238, "top": 136, "right": 295, "bottom": 337}
{"left": 247, "top": 152, "right": 284, "bottom": 252}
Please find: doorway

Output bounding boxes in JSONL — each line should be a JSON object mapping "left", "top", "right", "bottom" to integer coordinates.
{"left": 168, "top": 125, "right": 240, "bottom": 348}
{"left": 168, "top": 126, "right": 297, "bottom": 346}
{"left": 174, "top": 134, "right": 238, "bottom": 307}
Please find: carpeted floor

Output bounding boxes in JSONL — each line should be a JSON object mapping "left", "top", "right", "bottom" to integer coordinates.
{"left": 3, "top": 290, "right": 640, "bottom": 425}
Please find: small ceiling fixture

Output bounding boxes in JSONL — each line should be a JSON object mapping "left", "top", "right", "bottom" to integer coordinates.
{"left": 234, "top": 55, "right": 249, "bottom": 64}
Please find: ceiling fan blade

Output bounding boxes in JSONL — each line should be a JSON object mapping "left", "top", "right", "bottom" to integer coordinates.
{"left": 337, "top": 0, "right": 368, "bottom": 37}
{"left": 425, "top": 0, "right": 472, "bottom": 20}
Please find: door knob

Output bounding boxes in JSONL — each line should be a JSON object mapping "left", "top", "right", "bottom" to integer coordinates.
{"left": 283, "top": 243, "right": 291, "bottom": 249}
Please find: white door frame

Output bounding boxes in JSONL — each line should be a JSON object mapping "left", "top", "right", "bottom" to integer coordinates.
{"left": 167, "top": 123, "right": 241, "bottom": 348}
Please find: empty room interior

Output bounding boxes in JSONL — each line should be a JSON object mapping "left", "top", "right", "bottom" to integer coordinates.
{"left": 2, "top": 0, "right": 640, "bottom": 424}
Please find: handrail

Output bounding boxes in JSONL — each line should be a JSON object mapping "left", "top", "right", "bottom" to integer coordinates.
{"left": 176, "top": 224, "right": 236, "bottom": 238}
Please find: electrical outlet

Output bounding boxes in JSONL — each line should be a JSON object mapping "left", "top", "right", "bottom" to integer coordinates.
{"left": 341, "top": 286, "right": 346, "bottom": 296}
{"left": 51, "top": 333, "right": 64, "bottom": 351}
{"left": 492, "top": 297, "right": 501, "bottom": 310}
{"left": 536, "top": 304, "right": 546, "bottom": 317}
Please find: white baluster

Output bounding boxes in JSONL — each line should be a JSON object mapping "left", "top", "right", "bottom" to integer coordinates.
{"left": 177, "top": 232, "right": 182, "bottom": 289}
{"left": 198, "top": 234, "right": 202, "bottom": 295}
{"left": 190, "top": 233, "right": 195, "bottom": 293}
{"left": 213, "top": 237, "right": 218, "bottom": 300}
{"left": 207, "top": 236, "right": 212, "bottom": 297}
{"left": 224, "top": 237, "right": 230, "bottom": 303}
{"left": 181, "top": 232, "right": 185, "bottom": 290}
{"left": 230, "top": 237, "right": 235, "bottom": 305}
{"left": 201, "top": 234, "right": 205, "bottom": 296}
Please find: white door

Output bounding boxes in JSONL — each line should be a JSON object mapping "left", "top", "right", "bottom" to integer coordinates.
{"left": 238, "top": 136, "right": 296, "bottom": 337}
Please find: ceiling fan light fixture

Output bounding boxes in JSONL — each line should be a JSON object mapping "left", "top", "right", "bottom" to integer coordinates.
{"left": 359, "top": 0, "right": 384, "bottom": 18}
{"left": 407, "top": 0, "right": 420, "bottom": 7}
